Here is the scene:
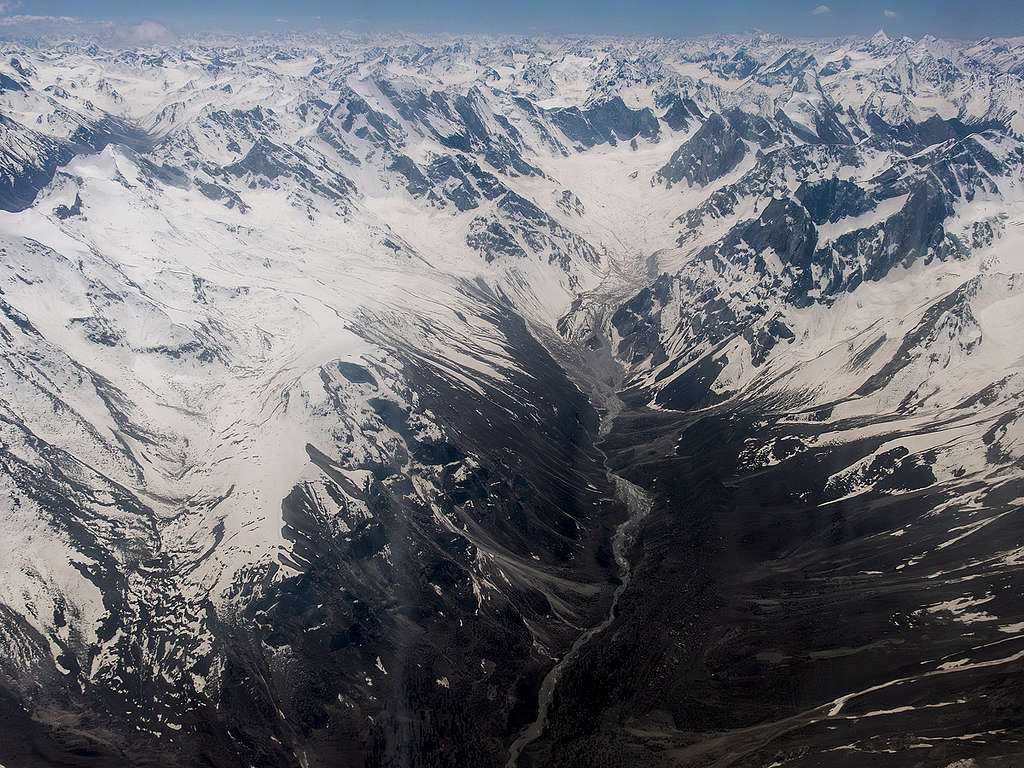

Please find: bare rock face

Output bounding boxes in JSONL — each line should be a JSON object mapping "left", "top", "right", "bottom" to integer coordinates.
{"left": 656, "top": 113, "right": 748, "bottom": 188}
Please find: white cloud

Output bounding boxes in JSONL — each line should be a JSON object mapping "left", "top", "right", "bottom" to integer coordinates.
{"left": 811, "top": 4, "right": 832, "bottom": 14}
{"left": 114, "top": 19, "right": 175, "bottom": 47}
{"left": 883, "top": 8, "right": 898, "bottom": 17}
{"left": 0, "top": 13, "right": 77, "bottom": 26}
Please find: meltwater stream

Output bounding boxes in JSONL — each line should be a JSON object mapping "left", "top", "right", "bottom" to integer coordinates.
{"left": 505, "top": 425, "right": 653, "bottom": 768}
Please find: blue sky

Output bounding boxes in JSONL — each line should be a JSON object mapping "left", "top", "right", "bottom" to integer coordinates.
{"left": 3, "top": 0, "right": 1023, "bottom": 39}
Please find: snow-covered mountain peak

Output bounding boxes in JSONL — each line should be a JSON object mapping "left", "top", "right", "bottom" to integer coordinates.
{"left": 2, "top": 31, "right": 1024, "bottom": 768}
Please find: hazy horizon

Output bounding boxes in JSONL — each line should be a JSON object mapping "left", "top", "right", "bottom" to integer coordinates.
{"left": 0, "top": 0, "right": 1022, "bottom": 43}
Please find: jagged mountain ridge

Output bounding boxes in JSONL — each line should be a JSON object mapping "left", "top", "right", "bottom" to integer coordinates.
{"left": 0, "top": 31, "right": 1022, "bottom": 768}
